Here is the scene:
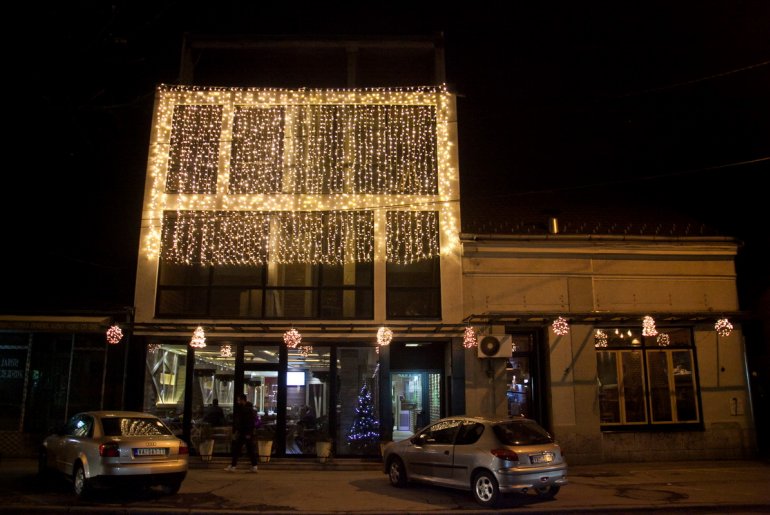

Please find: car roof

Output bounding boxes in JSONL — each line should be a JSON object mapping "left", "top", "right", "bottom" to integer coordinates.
{"left": 445, "top": 415, "right": 539, "bottom": 425}
{"left": 74, "top": 411, "right": 162, "bottom": 418}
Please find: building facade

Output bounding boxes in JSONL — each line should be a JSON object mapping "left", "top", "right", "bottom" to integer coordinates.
{"left": 460, "top": 226, "right": 755, "bottom": 463}
{"left": 131, "top": 84, "right": 464, "bottom": 458}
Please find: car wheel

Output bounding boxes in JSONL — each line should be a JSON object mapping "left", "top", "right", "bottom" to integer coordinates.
{"left": 73, "top": 462, "right": 91, "bottom": 499}
{"left": 535, "top": 484, "right": 560, "bottom": 499}
{"left": 387, "top": 457, "right": 407, "bottom": 487}
{"left": 160, "top": 481, "right": 182, "bottom": 495}
{"left": 472, "top": 470, "right": 500, "bottom": 507}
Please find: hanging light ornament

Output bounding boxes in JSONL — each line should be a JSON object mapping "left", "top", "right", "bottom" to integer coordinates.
{"left": 147, "top": 343, "right": 161, "bottom": 353}
{"left": 377, "top": 326, "right": 393, "bottom": 346}
{"left": 552, "top": 317, "right": 570, "bottom": 336}
{"left": 283, "top": 328, "right": 302, "bottom": 348}
{"left": 463, "top": 326, "right": 478, "bottom": 349}
{"left": 190, "top": 326, "right": 207, "bottom": 348}
{"left": 642, "top": 316, "right": 658, "bottom": 337}
{"left": 106, "top": 324, "right": 123, "bottom": 345}
{"left": 594, "top": 329, "right": 608, "bottom": 348}
{"left": 656, "top": 333, "right": 670, "bottom": 346}
{"left": 298, "top": 345, "right": 313, "bottom": 358}
{"left": 220, "top": 344, "right": 233, "bottom": 358}
{"left": 715, "top": 318, "right": 734, "bottom": 337}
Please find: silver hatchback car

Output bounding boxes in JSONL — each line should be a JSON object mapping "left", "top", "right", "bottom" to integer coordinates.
{"left": 383, "top": 416, "right": 567, "bottom": 507}
{"left": 39, "top": 411, "right": 188, "bottom": 498}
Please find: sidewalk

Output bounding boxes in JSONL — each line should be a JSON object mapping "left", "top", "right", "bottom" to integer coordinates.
{"left": 1, "top": 456, "right": 769, "bottom": 514}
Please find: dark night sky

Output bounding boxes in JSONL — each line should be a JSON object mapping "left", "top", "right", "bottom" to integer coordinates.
{"left": 3, "top": 1, "right": 769, "bottom": 316}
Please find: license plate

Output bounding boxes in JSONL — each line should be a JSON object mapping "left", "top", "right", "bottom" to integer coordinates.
{"left": 133, "top": 448, "right": 167, "bottom": 456}
{"left": 530, "top": 452, "right": 554, "bottom": 464}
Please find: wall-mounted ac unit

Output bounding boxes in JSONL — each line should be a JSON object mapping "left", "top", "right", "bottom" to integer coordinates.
{"left": 477, "top": 334, "right": 513, "bottom": 358}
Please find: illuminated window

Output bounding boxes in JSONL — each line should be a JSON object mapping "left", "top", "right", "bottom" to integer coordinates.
{"left": 165, "top": 105, "right": 223, "bottom": 194}
{"left": 595, "top": 327, "right": 701, "bottom": 429}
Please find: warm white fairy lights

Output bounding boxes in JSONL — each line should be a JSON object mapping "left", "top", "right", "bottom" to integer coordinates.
{"left": 715, "top": 318, "right": 734, "bottom": 337}
{"left": 283, "top": 328, "right": 302, "bottom": 348}
{"left": 656, "top": 333, "right": 670, "bottom": 346}
{"left": 386, "top": 211, "right": 440, "bottom": 264}
{"left": 219, "top": 344, "right": 233, "bottom": 358}
{"left": 106, "top": 325, "right": 123, "bottom": 345}
{"left": 190, "top": 326, "right": 207, "bottom": 348}
{"left": 463, "top": 326, "right": 478, "bottom": 349}
{"left": 377, "top": 326, "right": 393, "bottom": 346}
{"left": 147, "top": 343, "right": 161, "bottom": 353}
{"left": 642, "top": 316, "right": 658, "bottom": 337}
{"left": 551, "top": 317, "right": 570, "bottom": 336}
{"left": 298, "top": 345, "right": 313, "bottom": 358}
{"left": 142, "top": 85, "right": 460, "bottom": 266}
{"left": 160, "top": 210, "right": 373, "bottom": 265}
{"left": 594, "top": 329, "right": 608, "bottom": 348}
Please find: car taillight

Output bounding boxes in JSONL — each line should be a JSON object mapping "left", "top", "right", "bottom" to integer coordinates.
{"left": 178, "top": 443, "right": 189, "bottom": 455}
{"left": 99, "top": 443, "right": 120, "bottom": 457}
{"left": 491, "top": 448, "right": 519, "bottom": 461}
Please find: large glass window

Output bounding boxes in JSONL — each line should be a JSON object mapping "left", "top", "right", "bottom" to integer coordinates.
{"left": 337, "top": 347, "right": 380, "bottom": 456}
{"left": 595, "top": 327, "right": 701, "bottom": 428}
{"left": 286, "top": 346, "right": 331, "bottom": 456}
{"left": 0, "top": 334, "right": 29, "bottom": 431}
{"left": 143, "top": 344, "right": 188, "bottom": 436}
{"left": 386, "top": 211, "right": 441, "bottom": 319}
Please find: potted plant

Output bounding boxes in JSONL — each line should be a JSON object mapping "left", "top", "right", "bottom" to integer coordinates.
{"left": 314, "top": 416, "right": 333, "bottom": 463}
{"left": 254, "top": 424, "right": 275, "bottom": 463}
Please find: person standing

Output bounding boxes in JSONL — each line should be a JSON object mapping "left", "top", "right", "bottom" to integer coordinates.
{"left": 225, "top": 393, "right": 258, "bottom": 472}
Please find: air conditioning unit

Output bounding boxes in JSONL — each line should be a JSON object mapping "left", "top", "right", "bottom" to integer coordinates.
{"left": 477, "top": 334, "right": 513, "bottom": 358}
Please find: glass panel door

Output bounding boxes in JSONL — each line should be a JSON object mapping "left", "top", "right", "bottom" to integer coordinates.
{"left": 391, "top": 371, "right": 441, "bottom": 439}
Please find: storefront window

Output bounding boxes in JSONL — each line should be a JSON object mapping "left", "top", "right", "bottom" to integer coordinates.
{"left": 191, "top": 344, "right": 236, "bottom": 456}
{"left": 337, "top": 347, "right": 380, "bottom": 456}
{"left": 285, "top": 346, "right": 331, "bottom": 455}
{"left": 595, "top": 327, "right": 700, "bottom": 429}
{"left": 143, "top": 344, "right": 187, "bottom": 436}
{"left": 0, "top": 334, "right": 29, "bottom": 431}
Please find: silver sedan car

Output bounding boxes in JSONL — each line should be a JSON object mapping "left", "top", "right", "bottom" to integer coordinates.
{"left": 383, "top": 416, "right": 567, "bottom": 507}
{"left": 39, "top": 411, "right": 188, "bottom": 498}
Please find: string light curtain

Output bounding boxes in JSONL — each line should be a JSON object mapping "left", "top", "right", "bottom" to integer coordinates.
{"left": 386, "top": 211, "right": 440, "bottom": 264}
{"left": 160, "top": 210, "right": 373, "bottom": 265}
{"left": 143, "top": 86, "right": 459, "bottom": 262}
{"left": 165, "top": 105, "right": 223, "bottom": 194}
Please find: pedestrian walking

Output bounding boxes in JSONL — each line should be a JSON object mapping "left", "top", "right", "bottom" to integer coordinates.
{"left": 225, "top": 393, "right": 258, "bottom": 472}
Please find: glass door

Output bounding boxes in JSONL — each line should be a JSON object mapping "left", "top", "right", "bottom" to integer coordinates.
{"left": 390, "top": 371, "right": 441, "bottom": 439}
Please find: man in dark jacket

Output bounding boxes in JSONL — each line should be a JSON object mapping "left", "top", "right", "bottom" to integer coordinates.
{"left": 225, "top": 393, "right": 258, "bottom": 472}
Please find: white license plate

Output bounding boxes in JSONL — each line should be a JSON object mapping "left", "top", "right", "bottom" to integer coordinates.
{"left": 134, "top": 448, "right": 167, "bottom": 456}
{"left": 530, "top": 453, "right": 554, "bottom": 464}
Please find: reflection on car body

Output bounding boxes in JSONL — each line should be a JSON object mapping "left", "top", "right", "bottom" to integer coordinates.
{"left": 39, "top": 410, "right": 188, "bottom": 498}
{"left": 383, "top": 416, "right": 567, "bottom": 507}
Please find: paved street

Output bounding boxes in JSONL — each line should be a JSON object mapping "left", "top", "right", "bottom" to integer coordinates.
{"left": 1, "top": 457, "right": 769, "bottom": 514}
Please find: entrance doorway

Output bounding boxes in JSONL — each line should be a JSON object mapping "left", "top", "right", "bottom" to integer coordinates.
{"left": 505, "top": 331, "right": 549, "bottom": 428}
{"left": 390, "top": 371, "right": 441, "bottom": 439}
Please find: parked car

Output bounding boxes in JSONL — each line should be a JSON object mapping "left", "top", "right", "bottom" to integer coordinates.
{"left": 39, "top": 410, "right": 188, "bottom": 498}
{"left": 383, "top": 416, "right": 567, "bottom": 507}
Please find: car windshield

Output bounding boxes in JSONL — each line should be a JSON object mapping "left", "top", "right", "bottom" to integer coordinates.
{"left": 493, "top": 420, "right": 553, "bottom": 446}
{"left": 101, "top": 417, "right": 173, "bottom": 437}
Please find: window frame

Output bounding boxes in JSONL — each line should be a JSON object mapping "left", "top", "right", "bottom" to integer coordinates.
{"left": 595, "top": 326, "right": 704, "bottom": 431}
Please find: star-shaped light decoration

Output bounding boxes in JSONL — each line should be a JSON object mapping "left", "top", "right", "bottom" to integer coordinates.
{"left": 715, "top": 318, "right": 733, "bottom": 337}
{"left": 220, "top": 344, "right": 233, "bottom": 358}
{"left": 283, "top": 328, "right": 302, "bottom": 348}
{"left": 377, "top": 326, "right": 393, "bottom": 347}
{"left": 106, "top": 324, "right": 123, "bottom": 345}
{"left": 656, "top": 333, "right": 670, "bottom": 346}
{"left": 463, "top": 326, "right": 478, "bottom": 349}
{"left": 190, "top": 326, "right": 207, "bottom": 348}
{"left": 551, "top": 317, "right": 570, "bottom": 336}
{"left": 642, "top": 316, "right": 658, "bottom": 337}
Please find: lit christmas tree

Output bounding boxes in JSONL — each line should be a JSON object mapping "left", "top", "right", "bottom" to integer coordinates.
{"left": 346, "top": 382, "right": 380, "bottom": 454}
